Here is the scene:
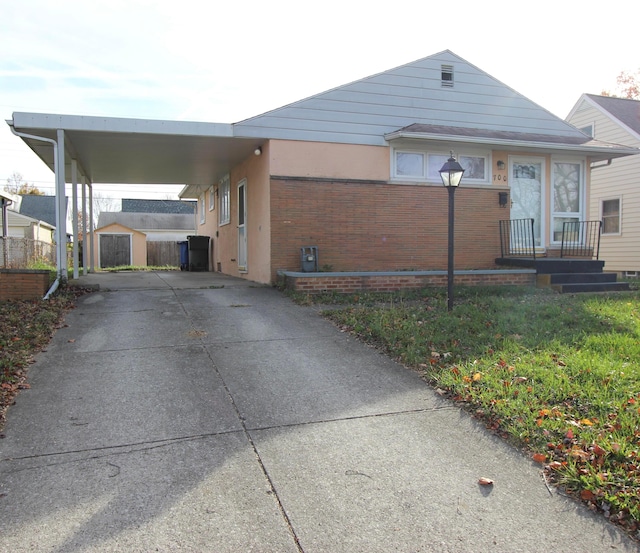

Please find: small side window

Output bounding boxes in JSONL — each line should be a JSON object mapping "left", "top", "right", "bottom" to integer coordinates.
{"left": 602, "top": 198, "right": 620, "bottom": 234}
{"left": 199, "top": 194, "right": 206, "bottom": 225}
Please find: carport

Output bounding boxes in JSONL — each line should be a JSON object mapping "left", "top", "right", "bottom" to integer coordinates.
{"left": 6, "top": 112, "right": 265, "bottom": 289}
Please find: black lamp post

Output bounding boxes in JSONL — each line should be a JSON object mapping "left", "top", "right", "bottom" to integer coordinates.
{"left": 439, "top": 153, "right": 465, "bottom": 311}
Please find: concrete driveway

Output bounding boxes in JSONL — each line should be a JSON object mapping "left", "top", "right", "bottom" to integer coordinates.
{"left": 0, "top": 271, "right": 637, "bottom": 552}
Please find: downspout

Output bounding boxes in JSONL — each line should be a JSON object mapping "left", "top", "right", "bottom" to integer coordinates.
{"left": 7, "top": 122, "right": 61, "bottom": 299}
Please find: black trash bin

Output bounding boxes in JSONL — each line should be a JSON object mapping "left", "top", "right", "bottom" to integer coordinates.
{"left": 187, "top": 235, "right": 210, "bottom": 271}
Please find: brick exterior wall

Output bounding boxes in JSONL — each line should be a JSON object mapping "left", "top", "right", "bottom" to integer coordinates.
{"left": 0, "top": 269, "right": 51, "bottom": 301}
{"left": 279, "top": 270, "right": 535, "bottom": 294}
{"left": 270, "top": 178, "right": 505, "bottom": 281}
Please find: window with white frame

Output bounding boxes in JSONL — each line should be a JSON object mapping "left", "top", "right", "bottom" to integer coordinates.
{"left": 208, "top": 185, "right": 215, "bottom": 211}
{"left": 392, "top": 149, "right": 489, "bottom": 184}
{"left": 219, "top": 175, "right": 230, "bottom": 225}
{"left": 551, "top": 161, "right": 583, "bottom": 242}
{"left": 199, "top": 193, "right": 205, "bottom": 225}
{"left": 602, "top": 198, "right": 621, "bottom": 234}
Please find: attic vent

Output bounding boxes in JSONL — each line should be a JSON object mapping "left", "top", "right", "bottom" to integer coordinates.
{"left": 579, "top": 124, "right": 594, "bottom": 137}
{"left": 441, "top": 65, "right": 454, "bottom": 87}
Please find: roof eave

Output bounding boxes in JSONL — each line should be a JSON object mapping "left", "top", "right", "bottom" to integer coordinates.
{"left": 384, "top": 131, "right": 639, "bottom": 162}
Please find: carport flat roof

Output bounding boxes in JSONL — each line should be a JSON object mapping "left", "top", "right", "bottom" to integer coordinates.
{"left": 8, "top": 112, "right": 266, "bottom": 188}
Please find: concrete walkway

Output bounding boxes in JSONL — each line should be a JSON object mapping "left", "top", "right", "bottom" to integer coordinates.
{"left": 0, "top": 271, "right": 637, "bottom": 552}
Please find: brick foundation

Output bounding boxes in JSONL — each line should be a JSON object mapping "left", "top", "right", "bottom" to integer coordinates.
{"left": 0, "top": 269, "right": 51, "bottom": 301}
{"left": 278, "top": 269, "right": 535, "bottom": 293}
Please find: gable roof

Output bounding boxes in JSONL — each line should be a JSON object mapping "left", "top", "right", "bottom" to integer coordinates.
{"left": 97, "top": 212, "right": 195, "bottom": 231}
{"left": 95, "top": 221, "right": 146, "bottom": 236}
{"left": 122, "top": 199, "right": 196, "bottom": 214}
{"left": 19, "top": 194, "right": 65, "bottom": 227}
{"left": 576, "top": 94, "right": 640, "bottom": 139}
{"left": 235, "top": 50, "right": 589, "bottom": 146}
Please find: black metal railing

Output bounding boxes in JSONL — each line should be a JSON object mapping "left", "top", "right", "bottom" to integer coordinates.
{"left": 499, "top": 218, "right": 536, "bottom": 259}
{"left": 560, "top": 220, "right": 602, "bottom": 259}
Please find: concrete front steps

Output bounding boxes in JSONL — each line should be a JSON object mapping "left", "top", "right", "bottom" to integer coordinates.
{"left": 496, "top": 258, "right": 631, "bottom": 293}
{"left": 534, "top": 259, "right": 630, "bottom": 294}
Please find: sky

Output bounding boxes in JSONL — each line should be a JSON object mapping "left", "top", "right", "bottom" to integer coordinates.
{"left": 1, "top": 0, "right": 638, "bottom": 201}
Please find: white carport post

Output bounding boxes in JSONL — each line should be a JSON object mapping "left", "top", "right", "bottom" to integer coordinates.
{"left": 88, "top": 183, "right": 95, "bottom": 272}
{"left": 71, "top": 159, "right": 79, "bottom": 280}
{"left": 81, "top": 176, "right": 87, "bottom": 275}
{"left": 56, "top": 129, "right": 67, "bottom": 282}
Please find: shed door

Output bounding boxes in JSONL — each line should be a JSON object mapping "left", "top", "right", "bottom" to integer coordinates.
{"left": 100, "top": 234, "right": 131, "bottom": 268}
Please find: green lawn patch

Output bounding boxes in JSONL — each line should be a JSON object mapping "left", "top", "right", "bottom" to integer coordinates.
{"left": 318, "top": 286, "right": 640, "bottom": 536}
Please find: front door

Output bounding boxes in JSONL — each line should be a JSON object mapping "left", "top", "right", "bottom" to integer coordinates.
{"left": 510, "top": 158, "right": 545, "bottom": 248}
{"left": 237, "top": 179, "right": 247, "bottom": 271}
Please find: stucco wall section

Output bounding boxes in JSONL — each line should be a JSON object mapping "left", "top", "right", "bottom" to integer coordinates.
{"left": 211, "top": 145, "right": 272, "bottom": 283}
{"left": 270, "top": 140, "right": 389, "bottom": 181}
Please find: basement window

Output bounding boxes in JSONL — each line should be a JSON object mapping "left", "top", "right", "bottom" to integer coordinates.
{"left": 441, "top": 65, "right": 454, "bottom": 87}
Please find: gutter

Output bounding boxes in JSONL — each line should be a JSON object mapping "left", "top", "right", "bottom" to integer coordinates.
{"left": 590, "top": 159, "right": 613, "bottom": 169}
{"left": 7, "top": 121, "right": 61, "bottom": 300}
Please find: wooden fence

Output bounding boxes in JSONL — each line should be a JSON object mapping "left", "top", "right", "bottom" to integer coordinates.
{"left": 147, "top": 241, "right": 180, "bottom": 267}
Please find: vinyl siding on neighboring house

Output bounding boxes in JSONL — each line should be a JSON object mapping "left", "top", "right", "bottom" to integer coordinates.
{"left": 567, "top": 97, "right": 640, "bottom": 272}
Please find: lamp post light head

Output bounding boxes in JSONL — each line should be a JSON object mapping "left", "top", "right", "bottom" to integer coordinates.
{"left": 439, "top": 153, "right": 465, "bottom": 187}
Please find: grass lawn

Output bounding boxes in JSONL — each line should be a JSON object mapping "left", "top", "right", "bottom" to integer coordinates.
{"left": 294, "top": 284, "right": 640, "bottom": 537}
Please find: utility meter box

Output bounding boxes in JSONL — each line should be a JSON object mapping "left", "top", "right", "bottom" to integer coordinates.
{"left": 300, "top": 246, "right": 319, "bottom": 272}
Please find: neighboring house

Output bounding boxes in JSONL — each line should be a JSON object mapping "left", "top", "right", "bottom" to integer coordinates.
{"left": 0, "top": 208, "right": 55, "bottom": 241}
{"left": 8, "top": 50, "right": 639, "bottom": 286}
{"left": 566, "top": 94, "right": 640, "bottom": 275}
{"left": 97, "top": 212, "right": 195, "bottom": 242}
{"left": 92, "top": 221, "right": 147, "bottom": 269}
{"left": 0, "top": 191, "right": 55, "bottom": 242}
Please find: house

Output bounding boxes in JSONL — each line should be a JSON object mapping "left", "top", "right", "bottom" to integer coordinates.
{"left": 177, "top": 50, "right": 639, "bottom": 286}
{"left": 0, "top": 191, "right": 55, "bottom": 242}
{"left": 566, "top": 94, "right": 640, "bottom": 275}
{"left": 7, "top": 50, "right": 639, "bottom": 289}
{"left": 1, "top": 190, "right": 56, "bottom": 268}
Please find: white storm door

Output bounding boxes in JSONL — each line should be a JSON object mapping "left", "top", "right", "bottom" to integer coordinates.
{"left": 237, "top": 179, "right": 247, "bottom": 271}
{"left": 510, "top": 158, "right": 545, "bottom": 248}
